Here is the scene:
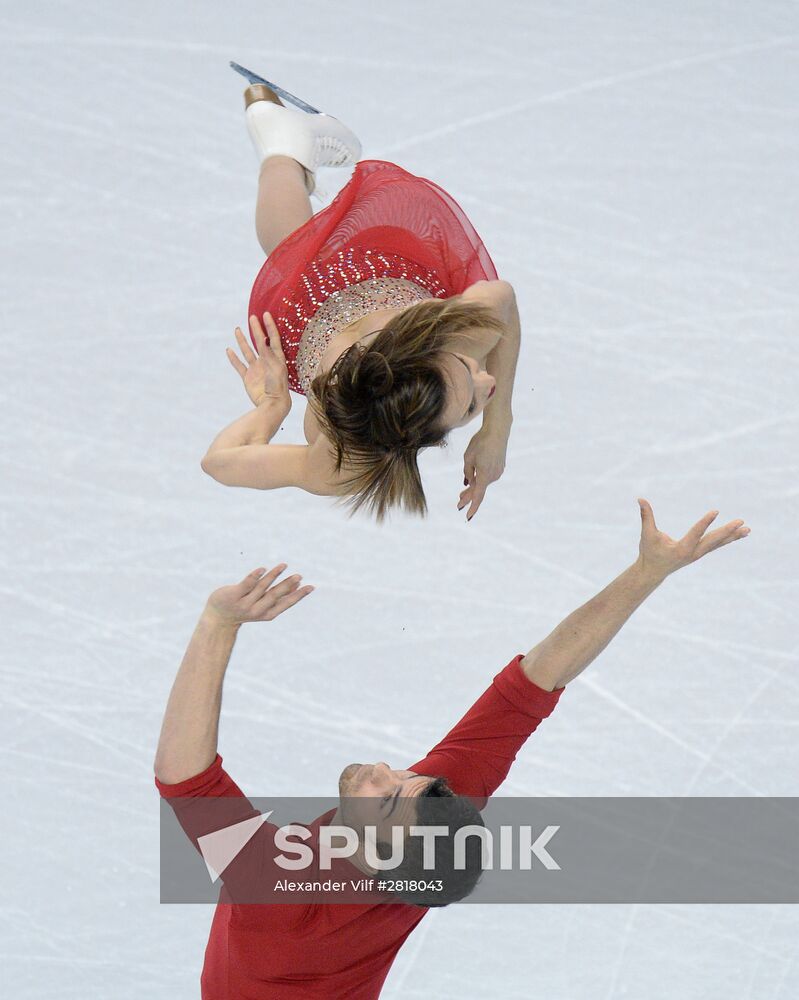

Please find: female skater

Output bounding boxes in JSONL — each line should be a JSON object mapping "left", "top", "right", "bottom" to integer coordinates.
{"left": 202, "top": 69, "right": 521, "bottom": 522}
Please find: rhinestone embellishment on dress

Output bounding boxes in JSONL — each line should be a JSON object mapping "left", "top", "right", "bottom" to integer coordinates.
{"left": 295, "top": 277, "right": 435, "bottom": 393}
{"left": 277, "top": 246, "right": 449, "bottom": 394}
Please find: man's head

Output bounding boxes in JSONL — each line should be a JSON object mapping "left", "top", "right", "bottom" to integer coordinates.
{"left": 338, "top": 762, "right": 486, "bottom": 906}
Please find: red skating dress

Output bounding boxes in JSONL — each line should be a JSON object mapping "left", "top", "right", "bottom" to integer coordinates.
{"left": 247, "top": 159, "right": 499, "bottom": 395}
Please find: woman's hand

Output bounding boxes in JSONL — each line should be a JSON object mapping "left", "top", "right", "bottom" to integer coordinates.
{"left": 226, "top": 312, "right": 292, "bottom": 416}
{"left": 636, "top": 498, "right": 750, "bottom": 583}
{"left": 205, "top": 564, "right": 314, "bottom": 627}
{"left": 458, "top": 424, "right": 509, "bottom": 520}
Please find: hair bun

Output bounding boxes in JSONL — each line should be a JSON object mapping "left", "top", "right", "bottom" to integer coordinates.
{"left": 354, "top": 350, "right": 395, "bottom": 400}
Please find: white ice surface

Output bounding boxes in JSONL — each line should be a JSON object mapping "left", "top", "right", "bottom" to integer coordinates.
{"left": 2, "top": 1, "right": 798, "bottom": 997}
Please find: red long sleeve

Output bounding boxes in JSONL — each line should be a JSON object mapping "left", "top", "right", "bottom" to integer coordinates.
{"left": 408, "top": 653, "right": 563, "bottom": 799}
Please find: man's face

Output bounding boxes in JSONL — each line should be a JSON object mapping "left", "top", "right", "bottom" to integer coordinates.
{"left": 338, "top": 762, "right": 433, "bottom": 841}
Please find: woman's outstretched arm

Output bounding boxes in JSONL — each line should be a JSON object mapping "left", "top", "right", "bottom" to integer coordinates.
{"left": 201, "top": 312, "right": 316, "bottom": 491}
{"left": 481, "top": 288, "right": 519, "bottom": 435}
{"left": 458, "top": 281, "right": 519, "bottom": 519}
{"left": 201, "top": 399, "right": 314, "bottom": 490}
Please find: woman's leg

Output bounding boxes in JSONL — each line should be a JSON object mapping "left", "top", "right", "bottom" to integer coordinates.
{"left": 255, "top": 155, "right": 313, "bottom": 256}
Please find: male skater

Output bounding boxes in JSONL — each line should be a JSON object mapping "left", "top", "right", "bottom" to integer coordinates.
{"left": 155, "top": 499, "right": 749, "bottom": 998}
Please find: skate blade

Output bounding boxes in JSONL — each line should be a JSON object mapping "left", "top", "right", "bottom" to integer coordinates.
{"left": 230, "top": 61, "right": 321, "bottom": 114}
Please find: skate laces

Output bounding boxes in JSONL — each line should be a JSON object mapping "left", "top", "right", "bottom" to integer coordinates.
{"left": 315, "top": 135, "right": 351, "bottom": 168}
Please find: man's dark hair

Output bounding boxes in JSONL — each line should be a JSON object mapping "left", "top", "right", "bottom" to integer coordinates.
{"left": 377, "top": 777, "right": 486, "bottom": 907}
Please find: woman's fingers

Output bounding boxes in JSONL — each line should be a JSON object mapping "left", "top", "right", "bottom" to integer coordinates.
{"left": 249, "top": 313, "right": 286, "bottom": 359}
{"left": 466, "top": 490, "right": 486, "bottom": 520}
{"left": 234, "top": 326, "right": 257, "bottom": 364}
{"left": 458, "top": 475, "right": 487, "bottom": 518}
{"left": 263, "top": 312, "right": 285, "bottom": 356}
{"left": 248, "top": 314, "right": 288, "bottom": 380}
{"left": 226, "top": 348, "right": 247, "bottom": 378}
{"left": 249, "top": 314, "right": 270, "bottom": 357}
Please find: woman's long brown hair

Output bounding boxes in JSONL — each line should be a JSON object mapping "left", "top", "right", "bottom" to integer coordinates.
{"left": 307, "top": 297, "right": 507, "bottom": 522}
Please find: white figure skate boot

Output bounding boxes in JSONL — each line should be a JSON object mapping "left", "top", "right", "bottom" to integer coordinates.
{"left": 243, "top": 83, "right": 361, "bottom": 198}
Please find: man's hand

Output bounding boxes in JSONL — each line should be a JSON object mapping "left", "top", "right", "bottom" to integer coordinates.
{"left": 637, "top": 498, "right": 750, "bottom": 584}
{"left": 205, "top": 564, "right": 314, "bottom": 628}
{"left": 521, "top": 498, "right": 751, "bottom": 691}
{"left": 458, "top": 424, "right": 510, "bottom": 520}
{"left": 226, "top": 312, "right": 292, "bottom": 416}
{"left": 155, "top": 564, "right": 315, "bottom": 785}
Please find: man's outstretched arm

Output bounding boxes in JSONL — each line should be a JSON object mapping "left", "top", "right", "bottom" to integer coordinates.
{"left": 521, "top": 498, "right": 750, "bottom": 692}
{"left": 154, "top": 564, "right": 314, "bottom": 785}
{"left": 409, "top": 499, "right": 749, "bottom": 799}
